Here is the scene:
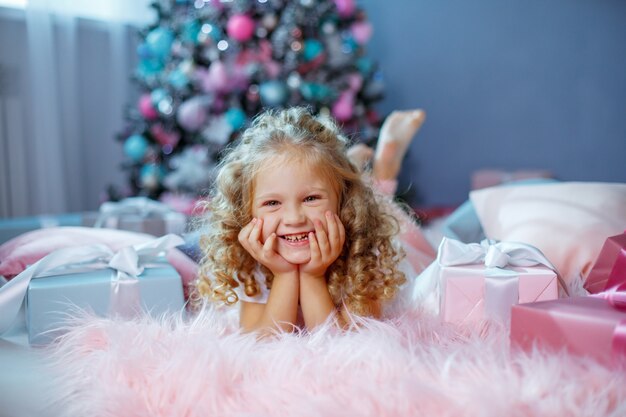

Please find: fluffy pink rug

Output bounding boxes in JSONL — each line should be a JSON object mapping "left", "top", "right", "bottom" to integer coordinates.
{"left": 48, "top": 307, "right": 625, "bottom": 417}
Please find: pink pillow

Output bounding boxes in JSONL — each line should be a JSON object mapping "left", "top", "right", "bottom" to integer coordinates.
{"left": 0, "top": 227, "right": 198, "bottom": 295}
{"left": 470, "top": 182, "right": 626, "bottom": 288}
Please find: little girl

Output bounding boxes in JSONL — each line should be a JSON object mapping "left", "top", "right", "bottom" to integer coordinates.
{"left": 194, "top": 107, "right": 434, "bottom": 333}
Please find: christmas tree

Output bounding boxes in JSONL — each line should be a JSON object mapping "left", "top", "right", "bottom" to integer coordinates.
{"left": 115, "top": 0, "right": 385, "bottom": 210}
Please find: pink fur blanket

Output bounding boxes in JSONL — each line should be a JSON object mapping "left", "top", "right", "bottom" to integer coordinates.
{"left": 47, "top": 307, "right": 626, "bottom": 417}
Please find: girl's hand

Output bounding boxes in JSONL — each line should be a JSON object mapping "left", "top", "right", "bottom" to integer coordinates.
{"left": 238, "top": 218, "right": 296, "bottom": 275}
{"left": 300, "top": 211, "right": 346, "bottom": 278}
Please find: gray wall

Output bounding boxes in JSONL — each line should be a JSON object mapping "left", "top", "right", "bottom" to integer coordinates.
{"left": 362, "top": 0, "right": 626, "bottom": 206}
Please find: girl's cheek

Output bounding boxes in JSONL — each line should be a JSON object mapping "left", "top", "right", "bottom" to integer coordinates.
{"left": 261, "top": 220, "right": 273, "bottom": 242}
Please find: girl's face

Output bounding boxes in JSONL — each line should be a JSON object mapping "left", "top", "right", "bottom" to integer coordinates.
{"left": 251, "top": 156, "right": 340, "bottom": 265}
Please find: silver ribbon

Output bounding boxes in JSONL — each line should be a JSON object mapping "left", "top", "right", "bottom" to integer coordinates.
{"left": 483, "top": 268, "right": 519, "bottom": 324}
{"left": 0, "top": 234, "right": 184, "bottom": 335}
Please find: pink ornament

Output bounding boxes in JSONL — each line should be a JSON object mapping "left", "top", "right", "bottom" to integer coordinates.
{"left": 138, "top": 94, "right": 158, "bottom": 120}
{"left": 211, "top": 97, "right": 226, "bottom": 113}
{"left": 229, "top": 64, "right": 251, "bottom": 92}
{"left": 334, "top": 0, "right": 356, "bottom": 18}
{"left": 177, "top": 97, "right": 207, "bottom": 132}
{"left": 236, "top": 40, "right": 273, "bottom": 66}
{"left": 227, "top": 14, "right": 256, "bottom": 42}
{"left": 350, "top": 21, "right": 373, "bottom": 45}
{"left": 201, "top": 61, "right": 230, "bottom": 93}
{"left": 346, "top": 73, "right": 363, "bottom": 92}
{"left": 150, "top": 124, "right": 180, "bottom": 148}
{"left": 264, "top": 61, "right": 282, "bottom": 79}
{"left": 208, "top": 0, "right": 223, "bottom": 10}
{"left": 332, "top": 91, "right": 354, "bottom": 122}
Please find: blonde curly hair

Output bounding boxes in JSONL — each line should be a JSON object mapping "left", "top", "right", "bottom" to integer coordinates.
{"left": 192, "top": 107, "right": 406, "bottom": 317}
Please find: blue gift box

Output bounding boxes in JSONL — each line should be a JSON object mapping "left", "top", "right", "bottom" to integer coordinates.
{"left": 0, "top": 212, "right": 99, "bottom": 244}
{"left": 25, "top": 263, "right": 184, "bottom": 345}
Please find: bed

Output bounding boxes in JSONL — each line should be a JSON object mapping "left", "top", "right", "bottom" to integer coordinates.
{"left": 0, "top": 181, "right": 625, "bottom": 417}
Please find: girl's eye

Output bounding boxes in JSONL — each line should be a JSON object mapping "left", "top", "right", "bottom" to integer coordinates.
{"left": 304, "top": 195, "right": 321, "bottom": 202}
{"left": 263, "top": 200, "right": 279, "bottom": 207}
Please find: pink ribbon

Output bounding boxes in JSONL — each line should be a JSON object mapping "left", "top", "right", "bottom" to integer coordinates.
{"left": 591, "top": 283, "right": 626, "bottom": 364}
{"left": 593, "top": 283, "right": 626, "bottom": 310}
{"left": 613, "top": 320, "right": 626, "bottom": 364}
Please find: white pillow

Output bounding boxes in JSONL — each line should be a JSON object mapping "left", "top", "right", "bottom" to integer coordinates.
{"left": 470, "top": 182, "right": 626, "bottom": 288}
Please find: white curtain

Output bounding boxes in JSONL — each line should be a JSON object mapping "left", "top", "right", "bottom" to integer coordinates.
{"left": 0, "top": 0, "right": 152, "bottom": 217}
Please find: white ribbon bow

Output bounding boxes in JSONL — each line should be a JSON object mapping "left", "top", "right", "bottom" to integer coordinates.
{"left": 0, "top": 234, "right": 184, "bottom": 335}
{"left": 438, "top": 238, "right": 561, "bottom": 272}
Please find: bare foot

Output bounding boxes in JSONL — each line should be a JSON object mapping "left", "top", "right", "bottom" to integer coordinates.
{"left": 373, "top": 109, "right": 426, "bottom": 180}
{"left": 346, "top": 143, "right": 374, "bottom": 171}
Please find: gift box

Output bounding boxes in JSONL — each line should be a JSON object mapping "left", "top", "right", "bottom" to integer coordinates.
{"left": 510, "top": 296, "right": 626, "bottom": 366}
{"left": 442, "top": 264, "right": 558, "bottom": 325}
{"left": 96, "top": 213, "right": 186, "bottom": 236}
{"left": 0, "top": 213, "right": 96, "bottom": 244}
{"left": 434, "top": 238, "right": 560, "bottom": 325}
{"left": 95, "top": 197, "right": 187, "bottom": 237}
{"left": 584, "top": 233, "right": 626, "bottom": 294}
{"left": 26, "top": 262, "right": 184, "bottom": 345}
{"left": 0, "top": 235, "right": 185, "bottom": 345}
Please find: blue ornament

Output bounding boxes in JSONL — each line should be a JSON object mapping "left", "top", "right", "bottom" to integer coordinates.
{"left": 342, "top": 36, "right": 359, "bottom": 54}
{"left": 259, "top": 80, "right": 289, "bottom": 107}
{"left": 150, "top": 88, "right": 168, "bottom": 105}
{"left": 225, "top": 108, "right": 247, "bottom": 130}
{"left": 300, "top": 82, "right": 333, "bottom": 102}
{"left": 145, "top": 27, "right": 174, "bottom": 61}
{"left": 202, "top": 23, "right": 223, "bottom": 42}
{"left": 136, "top": 43, "right": 154, "bottom": 60}
{"left": 302, "top": 39, "right": 324, "bottom": 62}
{"left": 356, "top": 57, "right": 374, "bottom": 75}
{"left": 124, "top": 134, "right": 149, "bottom": 162}
{"left": 182, "top": 20, "right": 201, "bottom": 44}
{"left": 168, "top": 69, "right": 189, "bottom": 90}
{"left": 137, "top": 59, "right": 164, "bottom": 80}
{"left": 139, "top": 163, "right": 165, "bottom": 190}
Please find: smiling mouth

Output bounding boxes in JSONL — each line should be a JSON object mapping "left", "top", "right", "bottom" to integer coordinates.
{"left": 280, "top": 232, "right": 310, "bottom": 242}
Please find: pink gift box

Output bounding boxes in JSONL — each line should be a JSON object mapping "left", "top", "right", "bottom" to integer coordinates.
{"left": 584, "top": 233, "right": 626, "bottom": 294}
{"left": 510, "top": 297, "right": 626, "bottom": 366}
{"left": 442, "top": 264, "right": 558, "bottom": 324}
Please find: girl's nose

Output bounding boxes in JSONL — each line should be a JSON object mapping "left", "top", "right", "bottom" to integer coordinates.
{"left": 283, "top": 204, "right": 306, "bottom": 225}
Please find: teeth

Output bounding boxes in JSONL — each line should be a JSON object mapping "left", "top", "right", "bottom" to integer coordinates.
{"left": 283, "top": 233, "right": 309, "bottom": 242}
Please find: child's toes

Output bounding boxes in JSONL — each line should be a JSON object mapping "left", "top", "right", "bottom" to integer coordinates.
{"left": 410, "top": 109, "right": 426, "bottom": 127}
